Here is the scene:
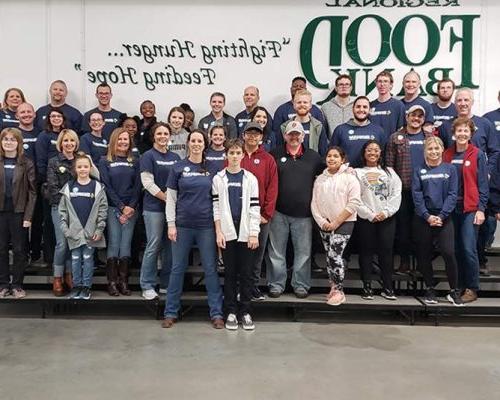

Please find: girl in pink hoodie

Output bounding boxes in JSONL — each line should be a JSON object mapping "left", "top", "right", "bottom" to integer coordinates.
{"left": 311, "top": 146, "right": 361, "bottom": 306}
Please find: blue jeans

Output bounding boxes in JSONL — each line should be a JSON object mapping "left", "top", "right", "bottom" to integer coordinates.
{"left": 140, "top": 211, "right": 172, "bottom": 291}
{"left": 267, "top": 211, "right": 312, "bottom": 292}
{"left": 453, "top": 211, "right": 480, "bottom": 291}
{"left": 71, "top": 245, "right": 95, "bottom": 288}
{"left": 252, "top": 221, "right": 270, "bottom": 286}
{"left": 107, "top": 206, "right": 138, "bottom": 258}
{"left": 51, "top": 206, "right": 71, "bottom": 277}
{"left": 164, "top": 226, "right": 223, "bottom": 320}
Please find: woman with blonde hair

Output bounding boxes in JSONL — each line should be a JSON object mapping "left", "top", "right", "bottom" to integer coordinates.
{"left": 99, "top": 127, "right": 141, "bottom": 296}
{"left": 412, "top": 136, "right": 461, "bottom": 305}
{"left": 0, "top": 88, "right": 26, "bottom": 129}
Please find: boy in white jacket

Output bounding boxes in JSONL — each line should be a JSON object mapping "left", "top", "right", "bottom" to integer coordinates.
{"left": 212, "top": 138, "right": 260, "bottom": 330}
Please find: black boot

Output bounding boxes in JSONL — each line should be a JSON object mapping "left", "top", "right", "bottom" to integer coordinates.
{"left": 118, "top": 257, "right": 132, "bottom": 296}
{"left": 106, "top": 258, "right": 119, "bottom": 296}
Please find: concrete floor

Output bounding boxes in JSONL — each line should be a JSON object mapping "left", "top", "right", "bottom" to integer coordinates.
{"left": 0, "top": 317, "right": 499, "bottom": 400}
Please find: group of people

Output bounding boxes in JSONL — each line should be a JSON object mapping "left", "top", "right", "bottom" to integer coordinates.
{"left": 0, "top": 69, "right": 499, "bottom": 330}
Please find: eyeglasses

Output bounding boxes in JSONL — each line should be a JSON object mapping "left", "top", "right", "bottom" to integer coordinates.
{"left": 336, "top": 83, "right": 351, "bottom": 87}
{"left": 2, "top": 137, "right": 18, "bottom": 142}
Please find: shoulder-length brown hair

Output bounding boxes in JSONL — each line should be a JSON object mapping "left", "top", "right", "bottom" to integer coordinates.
{"left": 0, "top": 127, "right": 24, "bottom": 158}
{"left": 106, "top": 127, "right": 134, "bottom": 162}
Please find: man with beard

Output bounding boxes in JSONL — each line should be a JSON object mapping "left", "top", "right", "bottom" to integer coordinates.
{"left": 36, "top": 80, "right": 82, "bottom": 132}
{"left": 432, "top": 78, "right": 457, "bottom": 126}
{"left": 273, "top": 76, "right": 324, "bottom": 145}
{"left": 401, "top": 70, "right": 434, "bottom": 128}
{"left": 386, "top": 105, "right": 434, "bottom": 273}
{"left": 280, "top": 89, "right": 328, "bottom": 156}
{"left": 369, "top": 70, "right": 406, "bottom": 144}
{"left": 438, "top": 88, "right": 498, "bottom": 172}
{"left": 330, "top": 96, "right": 385, "bottom": 168}
{"left": 235, "top": 86, "right": 273, "bottom": 136}
{"left": 321, "top": 74, "right": 355, "bottom": 139}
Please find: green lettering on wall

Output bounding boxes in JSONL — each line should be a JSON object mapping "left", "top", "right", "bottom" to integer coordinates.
{"left": 345, "top": 15, "right": 392, "bottom": 66}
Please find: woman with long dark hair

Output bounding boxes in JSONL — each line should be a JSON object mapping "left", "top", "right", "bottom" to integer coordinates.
{"left": 163, "top": 129, "right": 224, "bottom": 328}
{"left": 249, "top": 106, "right": 276, "bottom": 152}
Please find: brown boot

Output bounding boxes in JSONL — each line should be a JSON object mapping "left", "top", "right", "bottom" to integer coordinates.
{"left": 117, "top": 257, "right": 132, "bottom": 296}
{"left": 52, "top": 277, "right": 64, "bottom": 297}
{"left": 64, "top": 272, "right": 73, "bottom": 291}
{"left": 106, "top": 258, "right": 119, "bottom": 296}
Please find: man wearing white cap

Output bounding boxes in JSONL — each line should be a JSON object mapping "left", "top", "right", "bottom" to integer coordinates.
{"left": 267, "top": 120, "right": 323, "bottom": 298}
{"left": 386, "top": 104, "right": 435, "bottom": 273}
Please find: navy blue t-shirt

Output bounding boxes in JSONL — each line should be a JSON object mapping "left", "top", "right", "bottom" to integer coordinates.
{"left": 36, "top": 104, "right": 83, "bottom": 133}
{"left": 483, "top": 108, "right": 500, "bottom": 133}
{"left": 3, "top": 157, "right": 16, "bottom": 211}
{"left": 0, "top": 109, "right": 19, "bottom": 129}
{"left": 226, "top": 170, "right": 244, "bottom": 223}
{"left": 80, "top": 133, "right": 108, "bottom": 164}
{"left": 99, "top": 156, "right": 141, "bottom": 209}
{"left": 20, "top": 127, "right": 39, "bottom": 162}
{"left": 331, "top": 122, "right": 385, "bottom": 167}
{"left": 369, "top": 97, "right": 406, "bottom": 143}
{"left": 412, "top": 162, "right": 457, "bottom": 220}
{"left": 431, "top": 103, "right": 457, "bottom": 126}
{"left": 69, "top": 179, "right": 96, "bottom": 227}
{"left": 81, "top": 108, "right": 122, "bottom": 140}
{"left": 408, "top": 131, "right": 426, "bottom": 171}
{"left": 35, "top": 130, "right": 59, "bottom": 178}
{"left": 451, "top": 151, "right": 465, "bottom": 203}
{"left": 167, "top": 159, "right": 214, "bottom": 229}
{"left": 140, "top": 148, "right": 180, "bottom": 212}
{"left": 206, "top": 148, "right": 226, "bottom": 174}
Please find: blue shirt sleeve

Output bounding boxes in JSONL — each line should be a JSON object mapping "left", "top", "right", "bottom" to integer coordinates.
{"left": 438, "top": 165, "right": 457, "bottom": 221}
{"left": 412, "top": 168, "right": 429, "bottom": 220}
{"left": 477, "top": 151, "right": 489, "bottom": 212}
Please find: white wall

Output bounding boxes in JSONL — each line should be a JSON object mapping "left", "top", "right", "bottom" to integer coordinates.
{"left": 1, "top": 0, "right": 499, "bottom": 119}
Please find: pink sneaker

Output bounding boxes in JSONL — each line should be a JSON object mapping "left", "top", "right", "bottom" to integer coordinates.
{"left": 327, "top": 289, "right": 346, "bottom": 306}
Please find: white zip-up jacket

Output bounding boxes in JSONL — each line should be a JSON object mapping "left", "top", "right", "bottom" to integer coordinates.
{"left": 212, "top": 169, "right": 260, "bottom": 242}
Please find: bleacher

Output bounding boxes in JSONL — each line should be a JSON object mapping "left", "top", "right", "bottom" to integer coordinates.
{"left": 2, "top": 247, "right": 500, "bottom": 326}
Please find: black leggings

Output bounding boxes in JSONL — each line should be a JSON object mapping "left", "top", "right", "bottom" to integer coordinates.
{"left": 413, "top": 215, "right": 458, "bottom": 289}
{"left": 356, "top": 216, "right": 396, "bottom": 291}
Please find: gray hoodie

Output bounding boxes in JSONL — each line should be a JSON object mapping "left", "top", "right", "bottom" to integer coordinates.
{"left": 58, "top": 180, "right": 108, "bottom": 250}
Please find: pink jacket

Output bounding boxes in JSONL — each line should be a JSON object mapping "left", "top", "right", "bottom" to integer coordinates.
{"left": 311, "top": 164, "right": 361, "bottom": 229}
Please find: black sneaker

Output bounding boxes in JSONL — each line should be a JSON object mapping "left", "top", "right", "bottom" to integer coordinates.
{"left": 68, "top": 286, "right": 82, "bottom": 299}
{"left": 446, "top": 290, "right": 464, "bottom": 307}
{"left": 361, "top": 284, "right": 374, "bottom": 300}
{"left": 251, "top": 287, "right": 265, "bottom": 301}
{"left": 424, "top": 288, "right": 438, "bottom": 304}
{"left": 380, "top": 289, "right": 397, "bottom": 300}
{"left": 80, "top": 287, "right": 92, "bottom": 300}
{"left": 241, "top": 313, "right": 255, "bottom": 331}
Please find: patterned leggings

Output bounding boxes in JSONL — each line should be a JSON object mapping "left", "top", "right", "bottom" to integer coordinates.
{"left": 320, "top": 231, "right": 351, "bottom": 289}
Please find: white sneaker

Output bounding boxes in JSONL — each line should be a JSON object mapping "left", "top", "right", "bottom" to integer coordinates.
{"left": 241, "top": 313, "right": 255, "bottom": 331}
{"left": 159, "top": 288, "right": 167, "bottom": 294}
{"left": 225, "top": 313, "right": 238, "bottom": 330}
{"left": 142, "top": 289, "right": 159, "bottom": 300}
